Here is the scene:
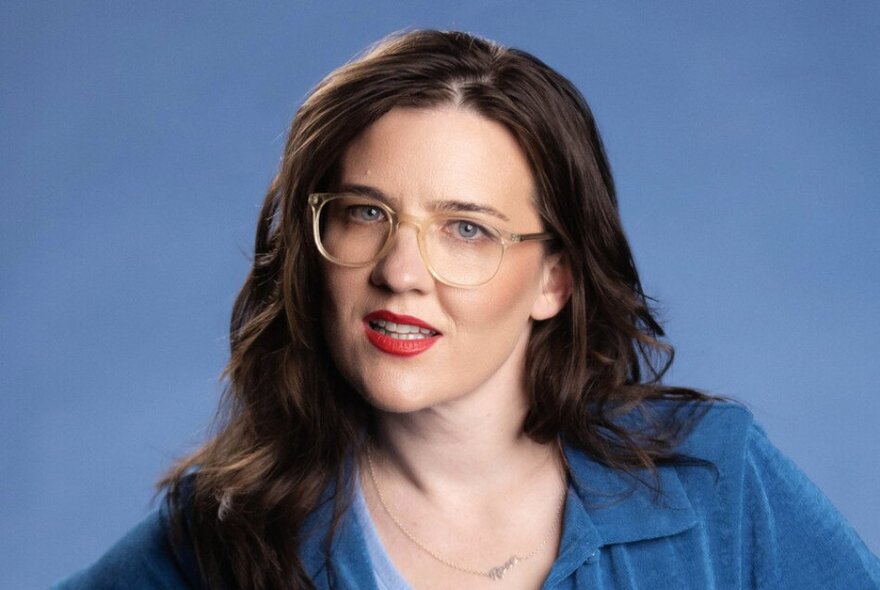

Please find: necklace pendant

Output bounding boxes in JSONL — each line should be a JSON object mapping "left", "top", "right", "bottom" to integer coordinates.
{"left": 487, "top": 556, "right": 520, "bottom": 580}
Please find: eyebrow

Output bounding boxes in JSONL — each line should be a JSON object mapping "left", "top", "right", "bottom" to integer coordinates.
{"left": 434, "top": 200, "right": 510, "bottom": 222}
{"left": 337, "top": 183, "right": 510, "bottom": 222}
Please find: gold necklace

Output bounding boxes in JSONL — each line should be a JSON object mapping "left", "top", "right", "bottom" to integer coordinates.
{"left": 364, "top": 442, "right": 567, "bottom": 581}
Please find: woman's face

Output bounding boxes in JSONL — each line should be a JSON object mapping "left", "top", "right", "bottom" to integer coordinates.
{"left": 320, "top": 106, "right": 569, "bottom": 415}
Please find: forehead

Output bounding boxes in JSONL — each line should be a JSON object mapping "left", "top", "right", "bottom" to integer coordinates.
{"left": 337, "top": 107, "right": 538, "bottom": 221}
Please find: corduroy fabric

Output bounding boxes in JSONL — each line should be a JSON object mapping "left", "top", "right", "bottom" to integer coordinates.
{"left": 53, "top": 403, "right": 880, "bottom": 589}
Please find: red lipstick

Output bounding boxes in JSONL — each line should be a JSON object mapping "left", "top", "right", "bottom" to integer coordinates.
{"left": 363, "top": 310, "right": 441, "bottom": 357}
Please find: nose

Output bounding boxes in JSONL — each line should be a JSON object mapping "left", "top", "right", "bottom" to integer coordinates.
{"left": 369, "top": 222, "right": 435, "bottom": 293}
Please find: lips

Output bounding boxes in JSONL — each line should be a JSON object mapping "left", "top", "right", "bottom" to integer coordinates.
{"left": 363, "top": 310, "right": 441, "bottom": 356}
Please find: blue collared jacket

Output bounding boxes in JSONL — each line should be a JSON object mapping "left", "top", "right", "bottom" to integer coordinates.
{"left": 54, "top": 403, "right": 880, "bottom": 588}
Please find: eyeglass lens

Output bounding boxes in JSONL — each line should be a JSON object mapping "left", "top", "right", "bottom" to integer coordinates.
{"left": 317, "top": 196, "right": 504, "bottom": 286}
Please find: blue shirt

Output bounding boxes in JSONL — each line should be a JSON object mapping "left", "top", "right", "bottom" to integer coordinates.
{"left": 54, "top": 403, "right": 880, "bottom": 588}
{"left": 351, "top": 469, "right": 411, "bottom": 589}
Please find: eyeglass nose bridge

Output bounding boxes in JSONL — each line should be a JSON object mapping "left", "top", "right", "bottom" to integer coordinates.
{"left": 392, "top": 213, "right": 426, "bottom": 233}
{"left": 376, "top": 212, "right": 436, "bottom": 277}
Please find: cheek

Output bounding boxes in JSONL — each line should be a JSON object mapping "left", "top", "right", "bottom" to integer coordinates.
{"left": 319, "top": 266, "right": 373, "bottom": 391}
{"left": 447, "top": 253, "right": 543, "bottom": 332}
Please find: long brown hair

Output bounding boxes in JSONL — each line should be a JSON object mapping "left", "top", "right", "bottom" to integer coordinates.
{"left": 161, "top": 29, "right": 716, "bottom": 589}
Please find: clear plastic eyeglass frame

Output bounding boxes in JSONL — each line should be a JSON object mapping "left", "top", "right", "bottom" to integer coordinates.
{"left": 308, "top": 192, "right": 555, "bottom": 288}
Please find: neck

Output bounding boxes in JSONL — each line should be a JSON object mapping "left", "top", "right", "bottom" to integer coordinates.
{"left": 367, "top": 393, "right": 561, "bottom": 501}
{"left": 360, "top": 379, "right": 569, "bottom": 587}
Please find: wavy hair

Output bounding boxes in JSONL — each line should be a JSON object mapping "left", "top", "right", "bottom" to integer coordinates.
{"left": 161, "top": 29, "right": 715, "bottom": 589}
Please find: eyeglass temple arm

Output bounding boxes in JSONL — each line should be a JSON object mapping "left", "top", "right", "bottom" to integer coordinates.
{"left": 510, "top": 231, "right": 556, "bottom": 243}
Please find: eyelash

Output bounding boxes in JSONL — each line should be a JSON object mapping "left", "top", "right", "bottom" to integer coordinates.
{"left": 348, "top": 205, "right": 387, "bottom": 222}
{"left": 445, "top": 219, "right": 488, "bottom": 240}
{"left": 341, "top": 199, "right": 498, "bottom": 242}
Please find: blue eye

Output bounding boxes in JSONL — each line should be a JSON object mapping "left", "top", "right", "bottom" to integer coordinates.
{"left": 350, "top": 205, "right": 385, "bottom": 222}
{"left": 443, "top": 220, "right": 495, "bottom": 242}
{"left": 456, "top": 221, "right": 482, "bottom": 239}
{"left": 436, "top": 219, "right": 499, "bottom": 244}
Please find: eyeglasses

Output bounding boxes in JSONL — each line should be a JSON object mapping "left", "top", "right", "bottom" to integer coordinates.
{"left": 308, "top": 193, "right": 555, "bottom": 288}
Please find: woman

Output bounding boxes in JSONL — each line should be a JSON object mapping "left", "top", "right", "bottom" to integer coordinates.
{"left": 56, "top": 30, "right": 878, "bottom": 589}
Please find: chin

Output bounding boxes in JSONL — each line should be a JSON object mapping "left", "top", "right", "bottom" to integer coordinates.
{"left": 358, "top": 387, "right": 437, "bottom": 415}
{"left": 334, "top": 353, "right": 439, "bottom": 414}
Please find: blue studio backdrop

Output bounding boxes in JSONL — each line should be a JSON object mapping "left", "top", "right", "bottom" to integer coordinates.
{"left": 2, "top": 2, "right": 878, "bottom": 588}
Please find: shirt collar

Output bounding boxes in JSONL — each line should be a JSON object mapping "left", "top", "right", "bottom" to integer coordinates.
{"left": 541, "top": 445, "right": 698, "bottom": 585}
{"left": 297, "top": 445, "right": 699, "bottom": 585}
{"left": 563, "top": 443, "right": 698, "bottom": 545}
{"left": 297, "top": 458, "right": 380, "bottom": 588}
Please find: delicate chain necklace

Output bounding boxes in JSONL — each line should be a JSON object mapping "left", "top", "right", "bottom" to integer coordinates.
{"left": 364, "top": 442, "right": 567, "bottom": 581}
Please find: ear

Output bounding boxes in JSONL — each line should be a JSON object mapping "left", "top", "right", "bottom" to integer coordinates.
{"left": 530, "top": 253, "right": 572, "bottom": 321}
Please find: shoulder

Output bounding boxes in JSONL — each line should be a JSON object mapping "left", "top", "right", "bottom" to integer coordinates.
{"left": 658, "top": 399, "right": 836, "bottom": 516}
{"left": 666, "top": 400, "right": 842, "bottom": 514}
{"left": 566, "top": 400, "right": 879, "bottom": 587}
{"left": 672, "top": 399, "right": 755, "bottom": 465}
{"left": 51, "top": 483, "right": 202, "bottom": 590}
{"left": 672, "top": 400, "right": 880, "bottom": 587}
{"left": 634, "top": 399, "right": 794, "bottom": 482}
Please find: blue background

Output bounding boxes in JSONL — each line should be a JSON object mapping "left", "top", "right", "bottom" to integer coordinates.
{"left": 2, "top": 2, "right": 878, "bottom": 587}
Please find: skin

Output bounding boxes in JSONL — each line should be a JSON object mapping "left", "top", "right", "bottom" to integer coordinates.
{"left": 321, "top": 106, "right": 572, "bottom": 589}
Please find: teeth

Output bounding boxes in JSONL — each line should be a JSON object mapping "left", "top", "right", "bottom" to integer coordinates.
{"left": 370, "top": 319, "right": 437, "bottom": 338}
